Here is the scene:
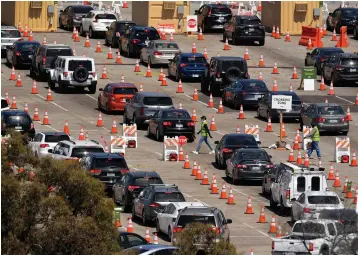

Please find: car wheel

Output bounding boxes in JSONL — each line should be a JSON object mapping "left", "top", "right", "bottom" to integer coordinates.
{"left": 258, "top": 39, "right": 265, "bottom": 46}
{"left": 48, "top": 75, "right": 55, "bottom": 91}
{"left": 354, "top": 28, "right": 358, "bottom": 39}
{"left": 168, "top": 227, "right": 172, "bottom": 242}
{"left": 80, "top": 25, "right": 84, "bottom": 36}
{"left": 59, "top": 19, "right": 64, "bottom": 29}
{"left": 132, "top": 205, "right": 136, "bottom": 219}
{"left": 341, "top": 131, "right": 348, "bottom": 136}
{"left": 127, "top": 46, "right": 132, "bottom": 58}
{"left": 112, "top": 37, "right": 118, "bottom": 48}
{"left": 232, "top": 34, "right": 237, "bottom": 45}
{"left": 156, "top": 128, "right": 163, "bottom": 142}
{"left": 97, "top": 99, "right": 102, "bottom": 110}
{"left": 234, "top": 98, "right": 240, "bottom": 110}
{"left": 147, "top": 126, "right": 151, "bottom": 137}
{"left": 201, "top": 77, "right": 209, "bottom": 92}
{"left": 232, "top": 173, "right": 239, "bottom": 185}
{"left": 88, "top": 83, "right": 96, "bottom": 94}
{"left": 89, "top": 27, "right": 94, "bottom": 38}
{"left": 270, "top": 193, "right": 277, "bottom": 208}
{"left": 320, "top": 248, "right": 329, "bottom": 255}
{"left": 30, "top": 66, "right": 35, "bottom": 78}
{"left": 156, "top": 220, "right": 161, "bottom": 234}
{"left": 175, "top": 70, "right": 180, "bottom": 82}
{"left": 142, "top": 210, "right": 148, "bottom": 226}
{"left": 280, "top": 198, "right": 288, "bottom": 216}
{"left": 220, "top": 156, "right": 226, "bottom": 169}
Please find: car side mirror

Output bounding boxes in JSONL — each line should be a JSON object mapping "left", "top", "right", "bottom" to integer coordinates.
{"left": 99, "top": 88, "right": 103, "bottom": 91}
{"left": 48, "top": 149, "right": 53, "bottom": 153}
{"left": 226, "top": 219, "right": 232, "bottom": 224}
{"left": 214, "top": 141, "right": 219, "bottom": 144}
{"left": 340, "top": 198, "right": 344, "bottom": 202}
{"left": 172, "top": 218, "right": 176, "bottom": 222}
{"left": 106, "top": 26, "right": 109, "bottom": 29}
{"left": 291, "top": 198, "right": 296, "bottom": 202}
{"left": 60, "top": 10, "right": 63, "bottom": 13}
{"left": 257, "top": 141, "right": 262, "bottom": 145}
{"left": 269, "top": 155, "right": 272, "bottom": 158}
{"left": 306, "top": 52, "right": 311, "bottom": 55}
{"left": 328, "top": 12, "right": 332, "bottom": 16}
{"left": 194, "top": 10, "right": 199, "bottom": 15}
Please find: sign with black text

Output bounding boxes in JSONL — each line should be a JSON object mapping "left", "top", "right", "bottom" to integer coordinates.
{"left": 271, "top": 95, "right": 292, "bottom": 110}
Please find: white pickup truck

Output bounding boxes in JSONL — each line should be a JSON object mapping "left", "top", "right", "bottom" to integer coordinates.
{"left": 271, "top": 220, "right": 358, "bottom": 255}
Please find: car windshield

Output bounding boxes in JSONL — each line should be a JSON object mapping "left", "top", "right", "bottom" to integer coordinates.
{"left": 95, "top": 14, "right": 117, "bottom": 19}
{"left": 45, "top": 134, "right": 70, "bottom": 143}
{"left": 342, "top": 9, "right": 358, "bottom": 16}
{"left": 238, "top": 151, "right": 269, "bottom": 161}
{"left": 241, "top": 81, "right": 267, "bottom": 90}
{"left": 221, "top": 60, "right": 244, "bottom": 70}
{"left": 177, "top": 215, "right": 216, "bottom": 228}
{"left": 155, "top": 42, "right": 179, "bottom": 49}
{"left": 68, "top": 60, "right": 92, "bottom": 71}
{"left": 134, "top": 30, "right": 160, "bottom": 40}
{"left": 17, "top": 43, "right": 39, "bottom": 51}
{"left": 308, "top": 196, "right": 340, "bottom": 205}
{"left": 225, "top": 136, "right": 258, "bottom": 147}
{"left": 113, "top": 87, "right": 137, "bottom": 94}
{"left": 238, "top": 17, "right": 261, "bottom": 25}
{"left": 211, "top": 7, "right": 231, "bottom": 14}
{"left": 162, "top": 111, "right": 190, "bottom": 119}
{"left": 117, "top": 23, "right": 135, "bottom": 32}
{"left": 46, "top": 48, "right": 73, "bottom": 57}
{"left": 1, "top": 29, "right": 21, "bottom": 38}
{"left": 133, "top": 177, "right": 163, "bottom": 186}
{"left": 154, "top": 192, "right": 185, "bottom": 202}
{"left": 94, "top": 158, "right": 127, "bottom": 168}
{"left": 70, "top": 147, "right": 104, "bottom": 158}
{"left": 293, "top": 222, "right": 326, "bottom": 235}
{"left": 181, "top": 56, "right": 207, "bottom": 63}
{"left": 2, "top": 99, "right": 9, "bottom": 109}
{"left": 73, "top": 6, "right": 93, "bottom": 13}
{"left": 341, "top": 58, "right": 358, "bottom": 66}
{"left": 4, "top": 115, "right": 31, "bottom": 126}
{"left": 143, "top": 97, "right": 173, "bottom": 106}
{"left": 318, "top": 106, "right": 344, "bottom": 115}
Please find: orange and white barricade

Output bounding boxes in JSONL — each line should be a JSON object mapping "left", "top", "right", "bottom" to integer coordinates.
{"left": 302, "top": 126, "right": 312, "bottom": 150}
{"left": 110, "top": 136, "right": 126, "bottom": 156}
{"left": 245, "top": 124, "right": 260, "bottom": 142}
{"left": 335, "top": 137, "right": 350, "bottom": 163}
{"left": 163, "top": 136, "right": 179, "bottom": 161}
{"left": 122, "top": 123, "right": 138, "bottom": 148}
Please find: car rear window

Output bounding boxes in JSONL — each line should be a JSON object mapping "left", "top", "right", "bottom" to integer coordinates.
{"left": 17, "top": 43, "right": 39, "bottom": 51}
{"left": 73, "top": 6, "right": 93, "bottom": 13}
{"left": 318, "top": 106, "right": 344, "bottom": 115}
{"left": 113, "top": 88, "right": 137, "bottom": 94}
{"left": 238, "top": 151, "right": 270, "bottom": 161}
{"left": 95, "top": 14, "right": 117, "bottom": 19}
{"left": 45, "top": 135, "right": 70, "bottom": 143}
{"left": 297, "top": 176, "right": 306, "bottom": 192}
{"left": 68, "top": 60, "right": 92, "bottom": 71}
{"left": 155, "top": 43, "right": 179, "bottom": 49}
{"left": 46, "top": 48, "right": 73, "bottom": 57}
{"left": 94, "top": 157, "right": 127, "bottom": 168}
{"left": 341, "top": 58, "right": 358, "bottom": 66}
{"left": 117, "top": 23, "right": 135, "bottom": 33}
{"left": 2, "top": 99, "right": 9, "bottom": 109}
{"left": 4, "top": 115, "right": 32, "bottom": 126}
{"left": 70, "top": 147, "right": 104, "bottom": 158}
{"left": 308, "top": 196, "right": 340, "bottom": 205}
{"left": 1, "top": 29, "right": 21, "bottom": 38}
{"left": 133, "top": 177, "right": 163, "bottom": 186}
{"left": 134, "top": 30, "right": 160, "bottom": 40}
{"left": 181, "top": 56, "right": 207, "bottom": 63}
{"left": 237, "top": 17, "right": 261, "bottom": 25}
{"left": 154, "top": 192, "right": 185, "bottom": 202}
{"left": 241, "top": 81, "right": 267, "bottom": 90}
{"left": 177, "top": 215, "right": 216, "bottom": 228}
{"left": 143, "top": 97, "right": 173, "bottom": 106}
{"left": 225, "top": 135, "right": 258, "bottom": 147}
{"left": 293, "top": 222, "right": 325, "bottom": 234}
{"left": 221, "top": 60, "right": 244, "bottom": 70}
{"left": 211, "top": 7, "right": 231, "bottom": 14}
{"left": 162, "top": 111, "right": 190, "bottom": 119}
{"left": 342, "top": 9, "right": 358, "bottom": 16}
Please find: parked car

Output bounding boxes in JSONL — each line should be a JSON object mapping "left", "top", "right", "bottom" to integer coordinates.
{"left": 98, "top": 83, "right": 138, "bottom": 112}
{"left": 1, "top": 97, "right": 9, "bottom": 111}
{"left": 105, "top": 20, "right": 136, "bottom": 47}
{"left": 257, "top": 91, "right": 303, "bottom": 122}
{"left": 29, "top": 132, "right": 71, "bottom": 157}
{"left": 1, "top": 110, "right": 35, "bottom": 139}
{"left": 168, "top": 53, "right": 208, "bottom": 82}
{"left": 201, "top": 56, "right": 249, "bottom": 95}
{"left": 48, "top": 140, "right": 104, "bottom": 160}
{"left": 214, "top": 133, "right": 260, "bottom": 169}
{"left": 195, "top": 4, "right": 232, "bottom": 32}
{"left": 112, "top": 171, "right": 164, "bottom": 210}
{"left": 223, "top": 15, "right": 265, "bottom": 45}
{"left": 30, "top": 44, "right": 74, "bottom": 81}
{"left": 301, "top": 103, "right": 349, "bottom": 135}
{"left": 119, "top": 26, "right": 160, "bottom": 58}
{"left": 118, "top": 231, "right": 149, "bottom": 250}
{"left": 132, "top": 184, "right": 185, "bottom": 226}
{"left": 123, "top": 92, "right": 174, "bottom": 128}
{"left": 326, "top": 7, "right": 358, "bottom": 33}
{"left": 59, "top": 5, "right": 94, "bottom": 30}
{"left": 120, "top": 245, "right": 178, "bottom": 255}
{"left": 140, "top": 40, "right": 181, "bottom": 66}
{"left": 147, "top": 109, "right": 195, "bottom": 142}
{"left": 222, "top": 79, "right": 269, "bottom": 109}
{"left": 1, "top": 26, "right": 22, "bottom": 56}
{"left": 6, "top": 41, "right": 41, "bottom": 68}
{"left": 291, "top": 191, "right": 344, "bottom": 222}
{"left": 322, "top": 53, "right": 358, "bottom": 86}
{"left": 80, "top": 11, "right": 117, "bottom": 38}
{"left": 304, "top": 47, "right": 344, "bottom": 75}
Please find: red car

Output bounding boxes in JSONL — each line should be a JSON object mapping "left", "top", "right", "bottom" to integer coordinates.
{"left": 98, "top": 83, "right": 138, "bottom": 112}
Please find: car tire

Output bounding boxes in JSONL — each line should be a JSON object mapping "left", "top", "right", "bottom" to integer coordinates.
{"left": 234, "top": 98, "right": 240, "bottom": 110}
{"left": 142, "top": 210, "right": 148, "bottom": 226}
{"left": 220, "top": 157, "right": 226, "bottom": 169}
{"left": 97, "top": 99, "right": 102, "bottom": 110}
{"left": 258, "top": 39, "right": 265, "bottom": 46}
{"left": 270, "top": 193, "right": 277, "bottom": 208}
{"left": 132, "top": 205, "right": 136, "bottom": 219}
{"left": 89, "top": 27, "right": 94, "bottom": 38}
{"left": 168, "top": 227, "right": 172, "bottom": 242}
{"left": 320, "top": 248, "right": 329, "bottom": 255}
{"left": 201, "top": 77, "right": 209, "bottom": 92}
{"left": 354, "top": 28, "right": 358, "bottom": 39}
{"left": 58, "top": 78, "right": 66, "bottom": 93}
{"left": 88, "top": 83, "right": 96, "bottom": 94}
{"left": 232, "top": 174, "right": 239, "bottom": 185}
{"left": 147, "top": 126, "right": 151, "bottom": 137}
{"left": 48, "top": 76, "right": 56, "bottom": 91}
{"left": 80, "top": 25, "right": 84, "bottom": 36}
{"left": 341, "top": 131, "right": 348, "bottom": 136}
{"left": 127, "top": 46, "right": 132, "bottom": 58}
{"left": 225, "top": 66, "right": 242, "bottom": 83}
{"left": 232, "top": 34, "right": 238, "bottom": 45}
{"left": 112, "top": 37, "right": 118, "bottom": 48}
{"left": 280, "top": 198, "right": 288, "bottom": 216}
{"left": 156, "top": 220, "right": 161, "bottom": 234}
{"left": 156, "top": 128, "right": 163, "bottom": 142}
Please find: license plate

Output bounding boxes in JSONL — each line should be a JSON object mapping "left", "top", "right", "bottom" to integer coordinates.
{"left": 29, "top": 55, "right": 32, "bottom": 59}
{"left": 107, "top": 173, "right": 115, "bottom": 177}
{"left": 252, "top": 167, "right": 260, "bottom": 171}
{"left": 192, "top": 74, "right": 199, "bottom": 77}
{"left": 176, "top": 124, "right": 183, "bottom": 128}
{"left": 283, "top": 253, "right": 295, "bottom": 255}
{"left": 15, "top": 126, "right": 22, "bottom": 130}
{"left": 330, "top": 120, "right": 338, "bottom": 123}
{"left": 218, "top": 17, "right": 224, "bottom": 21}
{"left": 350, "top": 68, "right": 356, "bottom": 72}
{"left": 249, "top": 28, "right": 254, "bottom": 31}
{"left": 165, "top": 54, "right": 172, "bottom": 56}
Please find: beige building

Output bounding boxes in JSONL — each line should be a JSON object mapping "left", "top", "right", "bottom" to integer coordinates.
{"left": 1, "top": 1, "right": 57, "bottom": 32}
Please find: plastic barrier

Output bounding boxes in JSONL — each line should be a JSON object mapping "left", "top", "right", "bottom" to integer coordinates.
{"left": 336, "top": 26, "right": 349, "bottom": 48}
{"left": 123, "top": 123, "right": 137, "bottom": 148}
{"left": 298, "top": 26, "right": 323, "bottom": 48}
{"left": 163, "top": 136, "right": 179, "bottom": 162}
{"left": 335, "top": 137, "right": 350, "bottom": 163}
{"left": 110, "top": 136, "right": 126, "bottom": 156}
{"left": 302, "top": 126, "right": 312, "bottom": 150}
{"left": 245, "top": 124, "right": 260, "bottom": 142}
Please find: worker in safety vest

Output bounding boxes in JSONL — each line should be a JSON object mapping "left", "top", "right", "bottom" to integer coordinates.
{"left": 306, "top": 124, "right": 321, "bottom": 159}
{"left": 192, "top": 116, "right": 215, "bottom": 155}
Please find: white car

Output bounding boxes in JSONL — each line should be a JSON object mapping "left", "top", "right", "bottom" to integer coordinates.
{"left": 1, "top": 97, "right": 9, "bottom": 111}
{"left": 80, "top": 11, "right": 117, "bottom": 38}
{"left": 156, "top": 202, "right": 206, "bottom": 238}
{"left": 291, "top": 191, "right": 344, "bottom": 222}
{"left": 48, "top": 140, "right": 104, "bottom": 160}
{"left": 30, "top": 132, "right": 71, "bottom": 157}
{"left": 122, "top": 245, "right": 178, "bottom": 255}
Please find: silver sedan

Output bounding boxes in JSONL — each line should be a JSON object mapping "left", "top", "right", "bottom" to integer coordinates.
{"left": 140, "top": 40, "right": 181, "bottom": 66}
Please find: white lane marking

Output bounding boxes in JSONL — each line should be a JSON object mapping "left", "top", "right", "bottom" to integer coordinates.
{"left": 182, "top": 192, "right": 209, "bottom": 206}
{"left": 86, "top": 94, "right": 98, "bottom": 101}
{"left": 36, "top": 121, "right": 61, "bottom": 132}
{"left": 184, "top": 93, "right": 218, "bottom": 110}
{"left": 231, "top": 187, "right": 269, "bottom": 206}
{"left": 243, "top": 223, "right": 270, "bottom": 238}
{"left": 36, "top": 94, "right": 68, "bottom": 111}
{"left": 102, "top": 127, "right": 111, "bottom": 132}
{"left": 215, "top": 130, "right": 225, "bottom": 135}
{"left": 336, "top": 95, "right": 354, "bottom": 105}
{"left": 155, "top": 152, "right": 163, "bottom": 156}
{"left": 230, "top": 235, "right": 268, "bottom": 238}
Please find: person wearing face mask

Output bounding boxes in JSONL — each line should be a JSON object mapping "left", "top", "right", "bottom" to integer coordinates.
{"left": 192, "top": 116, "right": 215, "bottom": 155}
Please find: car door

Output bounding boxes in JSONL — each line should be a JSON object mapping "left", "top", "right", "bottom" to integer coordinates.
{"left": 149, "top": 110, "right": 160, "bottom": 134}
{"left": 218, "top": 211, "right": 230, "bottom": 240}
{"left": 160, "top": 204, "right": 174, "bottom": 233}
{"left": 271, "top": 172, "right": 283, "bottom": 202}
{"left": 126, "top": 94, "right": 137, "bottom": 119}
{"left": 106, "top": 21, "right": 115, "bottom": 43}
{"left": 169, "top": 55, "right": 178, "bottom": 75}
{"left": 82, "top": 12, "right": 92, "bottom": 31}
{"left": 307, "top": 48, "right": 318, "bottom": 66}
{"left": 293, "top": 193, "right": 305, "bottom": 220}
{"left": 31, "top": 133, "right": 43, "bottom": 153}
{"left": 101, "top": 84, "right": 111, "bottom": 107}
{"left": 216, "top": 135, "right": 226, "bottom": 161}
{"left": 66, "top": 7, "right": 73, "bottom": 28}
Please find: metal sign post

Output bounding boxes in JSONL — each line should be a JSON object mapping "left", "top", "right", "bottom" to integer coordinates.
{"left": 271, "top": 95, "right": 292, "bottom": 148}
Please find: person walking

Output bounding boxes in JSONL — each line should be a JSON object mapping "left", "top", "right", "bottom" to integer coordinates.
{"left": 192, "top": 116, "right": 215, "bottom": 155}
{"left": 306, "top": 123, "right": 321, "bottom": 159}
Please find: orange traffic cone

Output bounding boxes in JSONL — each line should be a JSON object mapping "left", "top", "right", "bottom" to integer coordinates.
{"left": 288, "top": 149, "right": 295, "bottom": 162}
{"left": 343, "top": 176, "right": 348, "bottom": 193}
{"left": 276, "top": 223, "right": 283, "bottom": 238}
{"left": 28, "top": 30, "right": 33, "bottom": 41}
{"left": 258, "top": 55, "right": 265, "bottom": 67}
{"left": 24, "top": 102, "right": 29, "bottom": 113}
{"left": 145, "top": 64, "right": 152, "bottom": 77}
{"left": 320, "top": 26, "right": 324, "bottom": 38}
{"left": 210, "top": 177, "right": 219, "bottom": 194}
{"left": 319, "top": 76, "right": 326, "bottom": 91}
{"left": 347, "top": 106, "right": 352, "bottom": 121}
{"left": 78, "top": 127, "right": 85, "bottom": 140}
{"left": 268, "top": 215, "right": 277, "bottom": 233}
{"left": 346, "top": 184, "right": 353, "bottom": 199}
{"left": 296, "top": 129, "right": 301, "bottom": 143}
{"left": 31, "top": 80, "right": 38, "bottom": 94}
{"left": 226, "top": 186, "right": 236, "bottom": 205}
{"left": 74, "top": 32, "right": 80, "bottom": 42}
{"left": 191, "top": 161, "right": 198, "bottom": 176}
{"left": 289, "top": 83, "right": 293, "bottom": 92}
{"left": 179, "top": 147, "right": 184, "bottom": 161}
{"left": 183, "top": 153, "right": 191, "bottom": 169}
{"left": 122, "top": 1, "right": 128, "bottom": 8}
{"left": 193, "top": 88, "right": 199, "bottom": 101}
{"left": 134, "top": 59, "right": 141, "bottom": 72}
{"left": 107, "top": 46, "right": 113, "bottom": 59}
{"left": 42, "top": 36, "right": 47, "bottom": 45}
{"left": 209, "top": 173, "right": 216, "bottom": 190}
{"left": 223, "top": 38, "right": 230, "bottom": 50}
{"left": 265, "top": 117, "right": 273, "bottom": 132}
{"left": 257, "top": 1, "right": 262, "bottom": 11}
{"left": 275, "top": 26, "right": 281, "bottom": 39}
{"left": 72, "top": 27, "right": 76, "bottom": 39}
{"left": 11, "top": 95, "right": 17, "bottom": 109}
{"left": 245, "top": 196, "right": 254, "bottom": 214}
{"left": 219, "top": 184, "right": 228, "bottom": 199}
{"left": 33, "top": 107, "right": 40, "bottom": 121}
{"left": 169, "top": 32, "right": 174, "bottom": 41}
{"left": 4, "top": 91, "right": 9, "bottom": 104}
{"left": 351, "top": 151, "right": 357, "bottom": 167}
{"left": 16, "top": 73, "right": 22, "bottom": 87}
{"left": 244, "top": 47, "right": 250, "bottom": 60}
{"left": 257, "top": 204, "right": 267, "bottom": 223}
{"left": 281, "top": 123, "right": 287, "bottom": 138}
{"left": 192, "top": 42, "right": 197, "bottom": 53}
{"left": 203, "top": 47, "right": 209, "bottom": 60}
{"left": 85, "top": 131, "right": 89, "bottom": 141}
{"left": 272, "top": 79, "right": 278, "bottom": 91}
{"left": 307, "top": 38, "right": 313, "bottom": 50}
{"left": 284, "top": 31, "right": 291, "bottom": 42}
{"left": 217, "top": 100, "right": 224, "bottom": 114}
{"left": 271, "top": 25, "right": 276, "bottom": 37}
{"left": 101, "top": 65, "right": 108, "bottom": 79}
{"left": 42, "top": 111, "right": 50, "bottom": 125}
{"left": 64, "top": 120, "right": 70, "bottom": 135}
{"left": 201, "top": 169, "right": 209, "bottom": 185}
{"left": 210, "top": 116, "right": 217, "bottom": 131}
{"left": 272, "top": 61, "right": 279, "bottom": 74}
{"left": 208, "top": 93, "right": 214, "bottom": 108}
{"left": 145, "top": 227, "right": 151, "bottom": 243}
{"left": 176, "top": 80, "right": 184, "bottom": 93}
{"left": 304, "top": 152, "right": 309, "bottom": 167}
{"left": 195, "top": 165, "right": 203, "bottom": 180}
{"left": 327, "top": 163, "right": 335, "bottom": 180}
{"left": 9, "top": 66, "right": 16, "bottom": 80}
{"left": 96, "top": 112, "right": 103, "bottom": 127}
{"left": 127, "top": 217, "right": 134, "bottom": 233}
{"left": 111, "top": 119, "right": 118, "bottom": 134}
{"left": 296, "top": 150, "right": 303, "bottom": 165}
{"left": 95, "top": 41, "right": 102, "bottom": 52}
{"left": 160, "top": 30, "right": 166, "bottom": 40}
{"left": 258, "top": 71, "right": 263, "bottom": 80}
{"left": 23, "top": 24, "right": 29, "bottom": 37}
{"left": 293, "top": 136, "right": 299, "bottom": 150}
{"left": 139, "top": 83, "right": 144, "bottom": 92}
{"left": 116, "top": 51, "right": 122, "bottom": 64}
{"left": 333, "top": 171, "right": 341, "bottom": 187}
{"left": 236, "top": 125, "right": 241, "bottom": 133}
{"left": 46, "top": 88, "right": 53, "bottom": 101}
{"left": 153, "top": 233, "right": 159, "bottom": 244}
{"left": 291, "top": 66, "right": 298, "bottom": 79}
{"left": 328, "top": 82, "right": 335, "bottom": 95}
{"left": 198, "top": 28, "right": 204, "bottom": 40}
{"left": 238, "top": 105, "right": 245, "bottom": 119}
{"left": 161, "top": 76, "right": 168, "bottom": 86}
{"left": 158, "top": 67, "right": 164, "bottom": 81}
{"left": 84, "top": 34, "right": 90, "bottom": 47}
{"left": 331, "top": 29, "right": 338, "bottom": 41}
{"left": 192, "top": 108, "right": 197, "bottom": 122}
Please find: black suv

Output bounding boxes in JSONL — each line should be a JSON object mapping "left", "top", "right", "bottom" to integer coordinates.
{"left": 195, "top": 4, "right": 232, "bottom": 32}
{"left": 1, "top": 110, "right": 35, "bottom": 139}
{"left": 119, "top": 26, "right": 160, "bottom": 58}
{"left": 105, "top": 20, "right": 136, "bottom": 48}
{"left": 201, "top": 56, "right": 249, "bottom": 95}
{"left": 59, "top": 5, "right": 94, "bottom": 30}
{"left": 112, "top": 171, "right": 164, "bottom": 210}
{"left": 81, "top": 152, "right": 130, "bottom": 190}
{"left": 223, "top": 15, "right": 265, "bottom": 45}
{"left": 322, "top": 53, "right": 358, "bottom": 86}
{"left": 30, "top": 44, "right": 73, "bottom": 80}
{"left": 326, "top": 8, "right": 358, "bottom": 33}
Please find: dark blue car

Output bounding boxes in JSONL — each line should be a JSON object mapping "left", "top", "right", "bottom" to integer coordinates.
{"left": 304, "top": 47, "right": 344, "bottom": 75}
{"left": 6, "top": 41, "right": 41, "bottom": 68}
{"left": 168, "top": 52, "right": 208, "bottom": 81}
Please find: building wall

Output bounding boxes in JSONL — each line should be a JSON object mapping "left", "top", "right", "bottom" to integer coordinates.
{"left": 1, "top": 1, "right": 16, "bottom": 26}
{"left": 132, "top": 1, "right": 149, "bottom": 27}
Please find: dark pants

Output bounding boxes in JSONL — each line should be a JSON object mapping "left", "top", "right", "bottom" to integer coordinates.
{"left": 308, "top": 141, "right": 321, "bottom": 158}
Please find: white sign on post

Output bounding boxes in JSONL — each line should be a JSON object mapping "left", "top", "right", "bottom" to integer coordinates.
{"left": 271, "top": 95, "right": 292, "bottom": 110}
{"left": 186, "top": 15, "right": 198, "bottom": 32}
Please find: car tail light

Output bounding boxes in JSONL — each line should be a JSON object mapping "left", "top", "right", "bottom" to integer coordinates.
{"left": 132, "top": 39, "right": 140, "bottom": 44}
{"left": 216, "top": 72, "right": 221, "bottom": 78}
{"left": 187, "top": 121, "right": 195, "bottom": 127}
{"left": 222, "top": 148, "right": 233, "bottom": 153}
{"left": 336, "top": 65, "right": 343, "bottom": 71}
{"left": 30, "top": 123, "right": 34, "bottom": 130}
{"left": 265, "top": 164, "right": 274, "bottom": 168}
{"left": 120, "top": 169, "right": 129, "bottom": 174}
{"left": 128, "top": 185, "right": 139, "bottom": 191}
{"left": 18, "top": 38, "right": 24, "bottom": 42}
{"left": 154, "top": 51, "right": 162, "bottom": 55}
{"left": 93, "top": 19, "right": 98, "bottom": 23}
{"left": 128, "top": 140, "right": 136, "bottom": 148}
{"left": 320, "top": 57, "right": 327, "bottom": 62}
{"left": 40, "top": 143, "right": 49, "bottom": 148}
{"left": 64, "top": 72, "right": 68, "bottom": 77}
{"left": 140, "top": 107, "right": 145, "bottom": 115}
{"left": 92, "top": 72, "right": 96, "bottom": 77}
{"left": 15, "top": 51, "right": 21, "bottom": 56}
{"left": 173, "top": 226, "right": 184, "bottom": 233}
{"left": 208, "top": 9, "right": 212, "bottom": 17}
{"left": 272, "top": 241, "right": 275, "bottom": 250}
{"left": 304, "top": 207, "right": 310, "bottom": 213}
{"left": 342, "top": 116, "right": 349, "bottom": 122}
{"left": 163, "top": 121, "right": 172, "bottom": 126}
{"left": 242, "top": 92, "right": 246, "bottom": 95}
{"left": 119, "top": 153, "right": 125, "bottom": 157}
{"left": 90, "top": 169, "right": 102, "bottom": 175}
{"left": 213, "top": 227, "right": 220, "bottom": 234}
{"left": 237, "top": 164, "right": 247, "bottom": 168}
{"left": 42, "top": 57, "right": 46, "bottom": 65}
{"left": 309, "top": 241, "right": 314, "bottom": 251}
{"left": 180, "top": 63, "right": 188, "bottom": 67}
{"left": 286, "top": 189, "right": 290, "bottom": 200}
{"left": 316, "top": 117, "right": 326, "bottom": 123}
{"left": 149, "top": 203, "right": 161, "bottom": 207}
